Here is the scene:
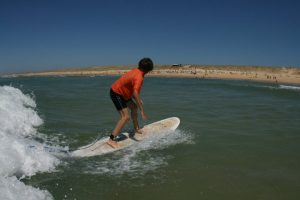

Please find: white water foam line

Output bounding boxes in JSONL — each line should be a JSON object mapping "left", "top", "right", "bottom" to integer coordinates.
{"left": 84, "top": 129, "right": 194, "bottom": 176}
{"left": 279, "top": 85, "right": 300, "bottom": 91}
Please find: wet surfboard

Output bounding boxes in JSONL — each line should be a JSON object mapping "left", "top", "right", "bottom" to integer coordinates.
{"left": 71, "top": 117, "right": 180, "bottom": 157}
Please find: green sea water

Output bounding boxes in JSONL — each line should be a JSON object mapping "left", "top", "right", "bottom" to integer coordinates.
{"left": 1, "top": 76, "right": 300, "bottom": 200}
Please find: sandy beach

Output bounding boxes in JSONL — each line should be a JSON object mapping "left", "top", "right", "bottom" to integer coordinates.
{"left": 12, "top": 65, "right": 300, "bottom": 85}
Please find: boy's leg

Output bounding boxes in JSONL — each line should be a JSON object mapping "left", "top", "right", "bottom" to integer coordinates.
{"left": 107, "top": 107, "right": 130, "bottom": 148}
{"left": 127, "top": 100, "right": 142, "bottom": 134}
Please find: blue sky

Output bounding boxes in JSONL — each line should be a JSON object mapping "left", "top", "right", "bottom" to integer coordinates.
{"left": 0, "top": 0, "right": 300, "bottom": 73}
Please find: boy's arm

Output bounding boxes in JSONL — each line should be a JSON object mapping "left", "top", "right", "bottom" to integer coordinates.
{"left": 133, "top": 91, "right": 147, "bottom": 120}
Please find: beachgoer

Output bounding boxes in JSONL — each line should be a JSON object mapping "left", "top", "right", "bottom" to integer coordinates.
{"left": 107, "top": 58, "right": 153, "bottom": 148}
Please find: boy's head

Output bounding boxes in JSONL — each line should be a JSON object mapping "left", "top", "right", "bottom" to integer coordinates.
{"left": 138, "top": 58, "right": 153, "bottom": 73}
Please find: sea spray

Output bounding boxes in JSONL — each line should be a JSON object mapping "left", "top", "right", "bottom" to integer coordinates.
{"left": 0, "top": 86, "right": 60, "bottom": 200}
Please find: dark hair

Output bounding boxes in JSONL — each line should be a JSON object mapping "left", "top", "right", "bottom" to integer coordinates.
{"left": 138, "top": 58, "right": 153, "bottom": 73}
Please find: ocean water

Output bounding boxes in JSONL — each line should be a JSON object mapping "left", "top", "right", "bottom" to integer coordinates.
{"left": 0, "top": 76, "right": 300, "bottom": 200}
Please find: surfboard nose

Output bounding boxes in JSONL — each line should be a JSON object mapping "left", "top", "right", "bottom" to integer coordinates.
{"left": 163, "top": 117, "right": 180, "bottom": 130}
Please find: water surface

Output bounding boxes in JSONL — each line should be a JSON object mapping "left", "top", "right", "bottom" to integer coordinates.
{"left": 0, "top": 76, "right": 300, "bottom": 200}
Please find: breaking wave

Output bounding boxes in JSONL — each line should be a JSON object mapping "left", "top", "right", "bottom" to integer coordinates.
{"left": 0, "top": 86, "right": 60, "bottom": 200}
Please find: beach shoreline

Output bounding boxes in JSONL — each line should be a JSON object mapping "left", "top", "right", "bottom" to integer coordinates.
{"left": 7, "top": 65, "right": 300, "bottom": 85}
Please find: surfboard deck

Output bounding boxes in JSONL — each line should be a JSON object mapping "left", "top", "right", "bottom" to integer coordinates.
{"left": 71, "top": 117, "right": 180, "bottom": 157}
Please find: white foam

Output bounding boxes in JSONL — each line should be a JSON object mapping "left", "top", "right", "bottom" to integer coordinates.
{"left": 245, "top": 83, "right": 300, "bottom": 91}
{"left": 0, "top": 176, "right": 53, "bottom": 200}
{"left": 279, "top": 85, "right": 300, "bottom": 91}
{"left": 0, "top": 136, "right": 60, "bottom": 177}
{"left": 0, "top": 86, "right": 43, "bottom": 137}
{"left": 0, "top": 86, "right": 59, "bottom": 200}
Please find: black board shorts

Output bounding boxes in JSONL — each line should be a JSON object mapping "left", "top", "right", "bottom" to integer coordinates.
{"left": 110, "top": 89, "right": 131, "bottom": 111}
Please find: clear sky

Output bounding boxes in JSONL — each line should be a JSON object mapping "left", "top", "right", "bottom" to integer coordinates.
{"left": 0, "top": 0, "right": 300, "bottom": 73}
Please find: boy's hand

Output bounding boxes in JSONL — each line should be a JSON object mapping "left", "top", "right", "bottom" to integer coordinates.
{"left": 141, "top": 110, "right": 148, "bottom": 120}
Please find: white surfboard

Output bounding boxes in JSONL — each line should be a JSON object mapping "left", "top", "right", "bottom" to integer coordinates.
{"left": 71, "top": 117, "right": 180, "bottom": 157}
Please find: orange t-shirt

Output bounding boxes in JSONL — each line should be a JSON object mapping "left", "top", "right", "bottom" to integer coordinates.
{"left": 111, "top": 68, "right": 145, "bottom": 100}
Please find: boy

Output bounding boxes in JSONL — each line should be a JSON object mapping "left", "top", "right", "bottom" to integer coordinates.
{"left": 107, "top": 58, "right": 153, "bottom": 148}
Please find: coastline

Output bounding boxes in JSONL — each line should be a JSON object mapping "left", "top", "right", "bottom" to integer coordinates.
{"left": 6, "top": 65, "right": 300, "bottom": 85}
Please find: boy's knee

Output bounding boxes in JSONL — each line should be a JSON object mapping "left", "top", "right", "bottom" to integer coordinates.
{"left": 129, "top": 102, "right": 137, "bottom": 111}
{"left": 122, "top": 115, "right": 131, "bottom": 123}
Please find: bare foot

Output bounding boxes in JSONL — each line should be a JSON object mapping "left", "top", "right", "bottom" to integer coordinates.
{"left": 106, "top": 139, "right": 119, "bottom": 149}
{"left": 135, "top": 129, "right": 143, "bottom": 134}
{"left": 131, "top": 129, "right": 143, "bottom": 141}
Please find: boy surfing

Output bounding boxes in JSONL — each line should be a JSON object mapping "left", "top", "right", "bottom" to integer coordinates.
{"left": 107, "top": 58, "right": 153, "bottom": 148}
